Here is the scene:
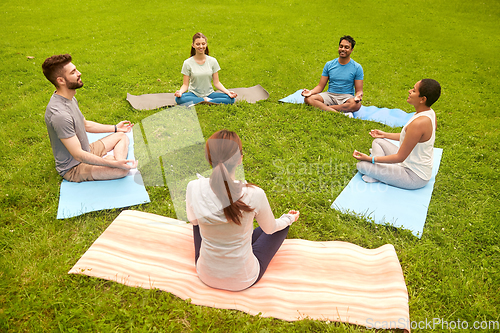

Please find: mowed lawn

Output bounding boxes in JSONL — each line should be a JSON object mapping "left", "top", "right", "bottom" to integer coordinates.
{"left": 0, "top": 0, "right": 499, "bottom": 331}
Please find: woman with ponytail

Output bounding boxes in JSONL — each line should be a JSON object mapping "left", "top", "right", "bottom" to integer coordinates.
{"left": 186, "top": 130, "right": 300, "bottom": 291}
{"left": 174, "top": 32, "right": 237, "bottom": 105}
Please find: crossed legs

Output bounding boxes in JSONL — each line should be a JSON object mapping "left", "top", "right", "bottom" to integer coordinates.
{"left": 304, "top": 94, "right": 361, "bottom": 113}
{"left": 176, "top": 92, "right": 235, "bottom": 105}
{"left": 356, "top": 138, "right": 429, "bottom": 189}
{"left": 90, "top": 133, "right": 131, "bottom": 181}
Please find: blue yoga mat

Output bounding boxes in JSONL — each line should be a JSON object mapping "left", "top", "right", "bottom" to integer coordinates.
{"left": 279, "top": 89, "right": 414, "bottom": 127}
{"left": 56, "top": 131, "right": 150, "bottom": 219}
{"left": 279, "top": 89, "right": 305, "bottom": 104}
{"left": 331, "top": 146, "right": 443, "bottom": 238}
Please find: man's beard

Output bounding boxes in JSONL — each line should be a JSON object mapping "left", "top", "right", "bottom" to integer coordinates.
{"left": 66, "top": 78, "right": 83, "bottom": 90}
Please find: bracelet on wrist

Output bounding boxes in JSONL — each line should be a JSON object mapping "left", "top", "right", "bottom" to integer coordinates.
{"left": 114, "top": 125, "right": 117, "bottom": 133}
{"left": 372, "top": 156, "right": 375, "bottom": 164}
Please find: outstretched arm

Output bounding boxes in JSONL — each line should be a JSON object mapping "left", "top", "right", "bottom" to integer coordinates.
{"left": 369, "top": 129, "right": 400, "bottom": 141}
{"left": 85, "top": 120, "right": 133, "bottom": 133}
{"left": 255, "top": 190, "right": 299, "bottom": 234}
{"left": 213, "top": 72, "right": 237, "bottom": 98}
{"left": 353, "top": 118, "right": 431, "bottom": 164}
{"left": 302, "top": 76, "right": 329, "bottom": 97}
{"left": 175, "top": 75, "right": 190, "bottom": 97}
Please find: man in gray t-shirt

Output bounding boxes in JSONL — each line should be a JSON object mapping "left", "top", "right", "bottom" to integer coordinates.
{"left": 42, "top": 54, "right": 138, "bottom": 182}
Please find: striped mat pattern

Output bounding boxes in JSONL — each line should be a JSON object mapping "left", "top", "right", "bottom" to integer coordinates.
{"left": 69, "top": 210, "right": 410, "bottom": 331}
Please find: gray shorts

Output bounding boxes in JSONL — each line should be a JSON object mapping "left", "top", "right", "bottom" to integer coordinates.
{"left": 319, "top": 92, "right": 354, "bottom": 106}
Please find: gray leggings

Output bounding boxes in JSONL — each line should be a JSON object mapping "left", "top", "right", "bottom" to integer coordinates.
{"left": 356, "top": 139, "right": 429, "bottom": 190}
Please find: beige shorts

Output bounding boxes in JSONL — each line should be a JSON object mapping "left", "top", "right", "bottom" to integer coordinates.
{"left": 63, "top": 140, "right": 107, "bottom": 182}
{"left": 319, "top": 92, "right": 354, "bottom": 106}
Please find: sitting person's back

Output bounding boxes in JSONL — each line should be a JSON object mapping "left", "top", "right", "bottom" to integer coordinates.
{"left": 186, "top": 130, "right": 299, "bottom": 291}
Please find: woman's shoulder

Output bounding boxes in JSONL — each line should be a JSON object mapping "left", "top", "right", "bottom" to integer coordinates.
{"left": 416, "top": 109, "right": 436, "bottom": 122}
{"left": 187, "top": 177, "right": 210, "bottom": 192}
{"left": 242, "top": 184, "right": 266, "bottom": 201}
{"left": 206, "top": 55, "right": 219, "bottom": 64}
{"left": 406, "top": 111, "right": 435, "bottom": 133}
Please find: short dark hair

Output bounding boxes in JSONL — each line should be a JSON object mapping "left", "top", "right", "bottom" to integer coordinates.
{"left": 339, "top": 35, "right": 356, "bottom": 49}
{"left": 42, "top": 54, "right": 72, "bottom": 87}
{"left": 419, "top": 79, "right": 441, "bottom": 107}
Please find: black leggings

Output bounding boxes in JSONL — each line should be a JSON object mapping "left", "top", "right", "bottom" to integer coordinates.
{"left": 193, "top": 225, "right": 289, "bottom": 286}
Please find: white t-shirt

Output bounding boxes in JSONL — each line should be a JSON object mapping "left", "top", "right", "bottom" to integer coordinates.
{"left": 181, "top": 56, "right": 221, "bottom": 97}
{"left": 186, "top": 178, "right": 293, "bottom": 291}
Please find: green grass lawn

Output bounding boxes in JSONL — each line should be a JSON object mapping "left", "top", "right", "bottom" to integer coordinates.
{"left": 1, "top": 0, "right": 499, "bottom": 331}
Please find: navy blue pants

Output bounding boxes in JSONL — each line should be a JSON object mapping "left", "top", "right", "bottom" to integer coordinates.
{"left": 193, "top": 225, "right": 289, "bottom": 285}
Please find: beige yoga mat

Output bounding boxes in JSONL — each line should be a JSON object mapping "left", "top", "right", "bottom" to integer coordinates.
{"left": 69, "top": 210, "right": 410, "bottom": 331}
{"left": 126, "top": 85, "right": 269, "bottom": 110}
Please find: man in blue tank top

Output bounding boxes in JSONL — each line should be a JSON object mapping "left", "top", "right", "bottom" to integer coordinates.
{"left": 302, "top": 35, "right": 364, "bottom": 114}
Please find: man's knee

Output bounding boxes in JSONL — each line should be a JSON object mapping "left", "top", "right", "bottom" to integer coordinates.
{"left": 345, "top": 98, "right": 361, "bottom": 112}
{"left": 344, "top": 99, "right": 362, "bottom": 112}
{"left": 116, "top": 168, "right": 129, "bottom": 178}
{"left": 113, "top": 132, "right": 129, "bottom": 148}
{"left": 352, "top": 101, "right": 362, "bottom": 111}
{"left": 304, "top": 95, "right": 322, "bottom": 105}
{"left": 116, "top": 132, "right": 128, "bottom": 142}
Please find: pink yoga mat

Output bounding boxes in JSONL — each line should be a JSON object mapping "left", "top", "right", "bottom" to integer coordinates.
{"left": 69, "top": 210, "right": 410, "bottom": 331}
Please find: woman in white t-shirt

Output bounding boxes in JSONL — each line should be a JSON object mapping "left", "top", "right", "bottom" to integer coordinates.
{"left": 175, "top": 33, "right": 237, "bottom": 105}
{"left": 186, "top": 130, "right": 300, "bottom": 291}
{"left": 352, "top": 79, "right": 441, "bottom": 189}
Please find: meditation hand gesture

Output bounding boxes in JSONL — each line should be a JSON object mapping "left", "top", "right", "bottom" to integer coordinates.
{"left": 301, "top": 89, "right": 312, "bottom": 97}
{"left": 352, "top": 150, "right": 370, "bottom": 162}
{"left": 354, "top": 92, "right": 363, "bottom": 103}
{"left": 174, "top": 90, "right": 183, "bottom": 98}
{"left": 114, "top": 159, "right": 138, "bottom": 170}
{"left": 116, "top": 121, "right": 134, "bottom": 133}
{"left": 287, "top": 210, "right": 300, "bottom": 223}
{"left": 228, "top": 91, "right": 237, "bottom": 99}
{"left": 369, "top": 129, "right": 386, "bottom": 138}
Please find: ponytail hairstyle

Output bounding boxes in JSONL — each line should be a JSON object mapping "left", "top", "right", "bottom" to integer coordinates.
{"left": 206, "top": 130, "right": 254, "bottom": 225}
{"left": 190, "top": 32, "right": 210, "bottom": 57}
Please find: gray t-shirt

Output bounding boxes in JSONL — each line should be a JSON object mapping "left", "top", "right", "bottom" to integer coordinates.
{"left": 45, "top": 93, "right": 90, "bottom": 176}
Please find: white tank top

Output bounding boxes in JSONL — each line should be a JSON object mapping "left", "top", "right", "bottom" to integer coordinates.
{"left": 400, "top": 109, "right": 436, "bottom": 181}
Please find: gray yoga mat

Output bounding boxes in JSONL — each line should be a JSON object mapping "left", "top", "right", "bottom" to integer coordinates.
{"left": 127, "top": 84, "right": 269, "bottom": 110}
